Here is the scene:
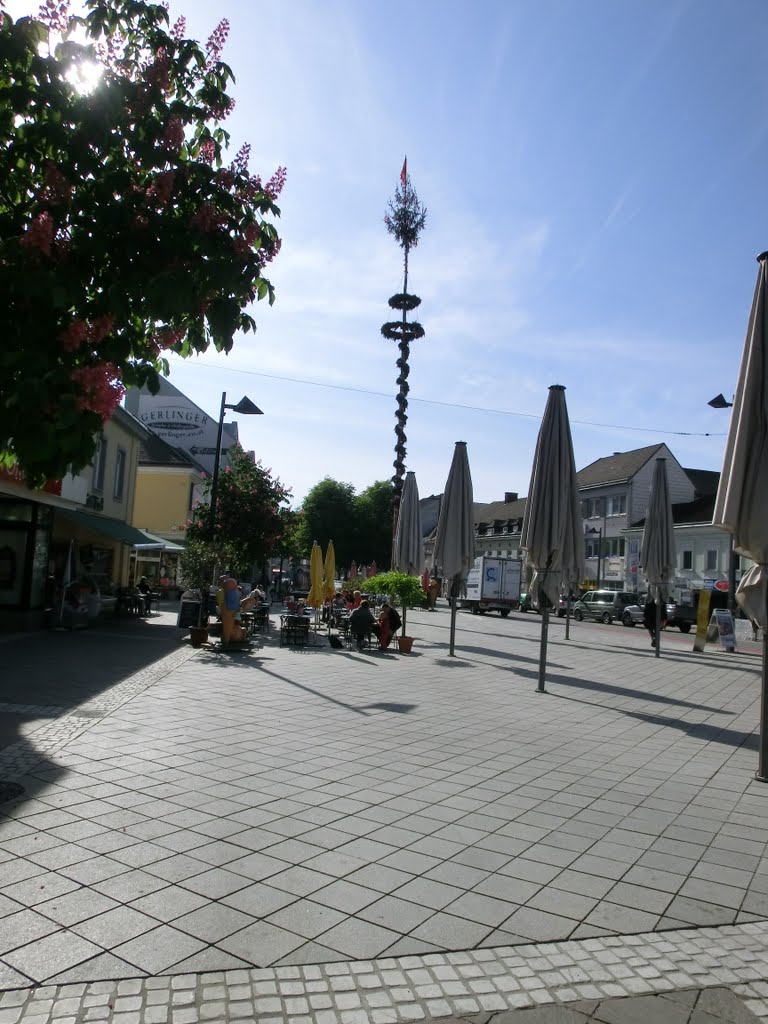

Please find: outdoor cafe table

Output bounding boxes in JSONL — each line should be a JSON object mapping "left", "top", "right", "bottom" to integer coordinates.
{"left": 279, "top": 612, "right": 312, "bottom": 647}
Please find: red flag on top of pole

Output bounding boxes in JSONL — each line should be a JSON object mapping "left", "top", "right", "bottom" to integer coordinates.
{"left": 400, "top": 157, "right": 407, "bottom": 184}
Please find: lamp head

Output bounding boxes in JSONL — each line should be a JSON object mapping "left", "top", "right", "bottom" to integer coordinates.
{"left": 227, "top": 396, "right": 263, "bottom": 415}
{"left": 708, "top": 393, "right": 733, "bottom": 409}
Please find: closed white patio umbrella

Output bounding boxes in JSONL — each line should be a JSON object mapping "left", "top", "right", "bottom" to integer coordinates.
{"left": 713, "top": 251, "right": 768, "bottom": 780}
{"left": 433, "top": 442, "right": 475, "bottom": 656}
{"left": 520, "top": 385, "right": 585, "bottom": 692}
{"left": 640, "top": 458, "right": 676, "bottom": 659}
{"left": 392, "top": 470, "right": 423, "bottom": 635}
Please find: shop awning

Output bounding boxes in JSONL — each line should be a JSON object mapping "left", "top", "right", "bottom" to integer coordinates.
{"left": 133, "top": 531, "right": 185, "bottom": 553}
{"left": 57, "top": 508, "right": 159, "bottom": 547}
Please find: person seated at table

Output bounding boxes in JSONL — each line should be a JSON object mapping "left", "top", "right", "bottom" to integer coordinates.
{"left": 376, "top": 602, "right": 402, "bottom": 650}
{"left": 349, "top": 599, "right": 376, "bottom": 651}
{"left": 346, "top": 589, "right": 363, "bottom": 612}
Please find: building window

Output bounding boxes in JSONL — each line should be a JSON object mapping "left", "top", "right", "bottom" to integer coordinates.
{"left": 706, "top": 550, "right": 718, "bottom": 571}
{"left": 605, "top": 495, "right": 626, "bottom": 516}
{"left": 605, "top": 538, "right": 625, "bottom": 557}
{"left": 682, "top": 550, "right": 693, "bottom": 570}
{"left": 114, "top": 448, "right": 126, "bottom": 501}
{"left": 92, "top": 437, "right": 107, "bottom": 493}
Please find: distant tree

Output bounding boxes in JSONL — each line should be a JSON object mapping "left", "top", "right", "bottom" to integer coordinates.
{"left": 0, "top": 0, "right": 285, "bottom": 484}
{"left": 354, "top": 480, "right": 393, "bottom": 570}
{"left": 298, "top": 478, "right": 357, "bottom": 568}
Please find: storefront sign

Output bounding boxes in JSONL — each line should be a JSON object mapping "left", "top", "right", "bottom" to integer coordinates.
{"left": 0, "top": 466, "right": 61, "bottom": 495}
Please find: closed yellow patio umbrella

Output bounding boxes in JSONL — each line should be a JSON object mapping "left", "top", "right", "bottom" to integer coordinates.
{"left": 323, "top": 541, "right": 336, "bottom": 601}
{"left": 307, "top": 541, "right": 324, "bottom": 609}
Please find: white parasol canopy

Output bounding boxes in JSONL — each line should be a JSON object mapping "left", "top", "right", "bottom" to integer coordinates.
{"left": 520, "top": 385, "right": 585, "bottom": 691}
{"left": 640, "top": 458, "right": 676, "bottom": 657}
{"left": 393, "top": 471, "right": 424, "bottom": 576}
{"left": 713, "top": 252, "right": 768, "bottom": 633}
{"left": 712, "top": 252, "right": 768, "bottom": 781}
{"left": 433, "top": 442, "right": 475, "bottom": 656}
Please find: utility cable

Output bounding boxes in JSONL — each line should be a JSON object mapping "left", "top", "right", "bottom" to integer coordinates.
{"left": 169, "top": 358, "right": 727, "bottom": 439}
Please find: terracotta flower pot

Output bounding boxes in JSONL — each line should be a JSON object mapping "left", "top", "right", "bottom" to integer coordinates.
{"left": 397, "top": 635, "right": 414, "bottom": 654}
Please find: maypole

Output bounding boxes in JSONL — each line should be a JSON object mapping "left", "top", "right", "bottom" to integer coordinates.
{"left": 382, "top": 158, "right": 427, "bottom": 536}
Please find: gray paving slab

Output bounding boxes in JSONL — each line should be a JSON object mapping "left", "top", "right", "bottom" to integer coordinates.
{"left": 1, "top": 605, "right": 768, "bottom": 1001}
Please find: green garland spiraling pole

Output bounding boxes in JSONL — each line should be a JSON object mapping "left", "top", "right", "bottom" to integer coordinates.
{"left": 383, "top": 159, "right": 427, "bottom": 527}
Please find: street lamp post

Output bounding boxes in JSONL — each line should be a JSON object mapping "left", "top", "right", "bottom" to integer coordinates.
{"left": 587, "top": 526, "right": 603, "bottom": 588}
{"left": 708, "top": 393, "right": 737, "bottom": 612}
{"left": 209, "top": 392, "right": 263, "bottom": 539}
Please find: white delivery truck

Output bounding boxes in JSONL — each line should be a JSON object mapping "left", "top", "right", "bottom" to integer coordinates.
{"left": 460, "top": 556, "right": 522, "bottom": 617}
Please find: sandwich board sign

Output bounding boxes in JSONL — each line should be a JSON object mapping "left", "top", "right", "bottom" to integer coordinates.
{"left": 710, "top": 608, "right": 736, "bottom": 652}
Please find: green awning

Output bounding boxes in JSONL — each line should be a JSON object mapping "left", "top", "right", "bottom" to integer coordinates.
{"left": 57, "top": 508, "right": 159, "bottom": 547}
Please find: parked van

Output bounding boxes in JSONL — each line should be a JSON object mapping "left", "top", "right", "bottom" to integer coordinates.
{"left": 572, "top": 590, "right": 637, "bottom": 624}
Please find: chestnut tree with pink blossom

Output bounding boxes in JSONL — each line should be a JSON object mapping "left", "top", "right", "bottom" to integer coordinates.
{"left": 182, "top": 443, "right": 292, "bottom": 583}
{"left": 0, "top": 0, "right": 286, "bottom": 484}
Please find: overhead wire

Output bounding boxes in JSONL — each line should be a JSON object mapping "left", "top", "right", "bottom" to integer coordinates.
{"left": 171, "top": 359, "right": 727, "bottom": 438}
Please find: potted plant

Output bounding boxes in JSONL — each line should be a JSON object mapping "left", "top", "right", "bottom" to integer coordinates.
{"left": 178, "top": 538, "right": 217, "bottom": 646}
{"left": 364, "top": 570, "right": 426, "bottom": 653}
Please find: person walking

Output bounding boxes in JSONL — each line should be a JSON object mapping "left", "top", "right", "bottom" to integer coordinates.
{"left": 643, "top": 594, "right": 664, "bottom": 648}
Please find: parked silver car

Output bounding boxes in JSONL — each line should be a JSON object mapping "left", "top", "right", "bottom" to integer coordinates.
{"left": 621, "top": 594, "right": 648, "bottom": 627}
{"left": 572, "top": 590, "right": 638, "bottom": 624}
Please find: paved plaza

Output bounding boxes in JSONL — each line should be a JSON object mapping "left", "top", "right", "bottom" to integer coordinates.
{"left": 2, "top": 604, "right": 768, "bottom": 1020}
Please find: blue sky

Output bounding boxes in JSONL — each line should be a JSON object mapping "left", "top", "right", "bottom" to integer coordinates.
{"left": 19, "top": 0, "right": 768, "bottom": 504}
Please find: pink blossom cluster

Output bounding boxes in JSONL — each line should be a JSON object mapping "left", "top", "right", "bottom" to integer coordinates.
{"left": 230, "top": 143, "right": 251, "bottom": 176}
{"left": 146, "top": 169, "right": 175, "bottom": 206}
{"left": 38, "top": 0, "right": 69, "bottom": 32}
{"left": 59, "top": 314, "right": 115, "bottom": 352}
{"left": 232, "top": 221, "right": 260, "bottom": 258}
{"left": 145, "top": 48, "right": 171, "bottom": 94}
{"left": 150, "top": 325, "right": 185, "bottom": 352}
{"left": 215, "top": 167, "right": 235, "bottom": 188}
{"left": 205, "top": 18, "right": 230, "bottom": 69}
{"left": 200, "top": 138, "right": 216, "bottom": 164}
{"left": 38, "top": 164, "right": 72, "bottom": 206}
{"left": 264, "top": 166, "right": 287, "bottom": 200}
{"left": 190, "top": 203, "right": 226, "bottom": 232}
{"left": 210, "top": 96, "right": 235, "bottom": 120}
{"left": 162, "top": 115, "right": 184, "bottom": 151}
{"left": 20, "top": 212, "right": 54, "bottom": 257}
{"left": 71, "top": 363, "right": 125, "bottom": 421}
{"left": 171, "top": 16, "right": 186, "bottom": 39}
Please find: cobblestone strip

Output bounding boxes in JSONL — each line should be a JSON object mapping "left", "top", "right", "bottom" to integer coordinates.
{"left": 0, "top": 646, "right": 199, "bottom": 780}
{"left": 3, "top": 921, "right": 768, "bottom": 1023}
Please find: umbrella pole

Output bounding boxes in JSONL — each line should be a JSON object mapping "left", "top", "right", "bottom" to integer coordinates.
{"left": 655, "top": 598, "right": 661, "bottom": 659}
{"left": 565, "top": 592, "right": 571, "bottom": 641}
{"left": 537, "top": 607, "right": 550, "bottom": 692}
{"left": 757, "top": 590, "right": 768, "bottom": 782}
{"left": 449, "top": 577, "right": 458, "bottom": 656}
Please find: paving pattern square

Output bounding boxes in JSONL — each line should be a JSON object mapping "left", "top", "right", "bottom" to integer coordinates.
{"left": 2, "top": 607, "right": 768, "bottom": 989}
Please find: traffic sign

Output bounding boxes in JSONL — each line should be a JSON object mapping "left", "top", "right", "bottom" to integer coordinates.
{"left": 703, "top": 578, "right": 716, "bottom": 590}
{"left": 714, "top": 579, "right": 730, "bottom": 592}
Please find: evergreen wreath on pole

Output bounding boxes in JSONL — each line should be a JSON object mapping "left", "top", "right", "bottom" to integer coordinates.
{"left": 383, "top": 158, "right": 427, "bottom": 528}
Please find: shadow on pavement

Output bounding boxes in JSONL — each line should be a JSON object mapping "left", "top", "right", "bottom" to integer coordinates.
{"left": 0, "top": 607, "right": 187, "bottom": 804}
{"left": 510, "top": 665, "right": 736, "bottom": 714}
{"left": 550, "top": 690, "right": 756, "bottom": 751}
